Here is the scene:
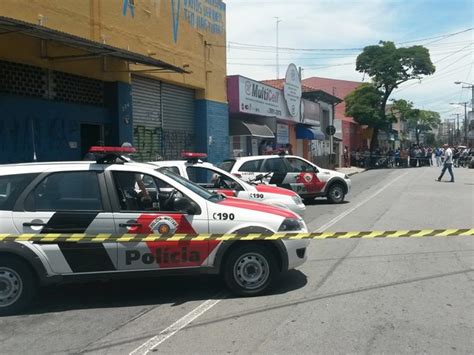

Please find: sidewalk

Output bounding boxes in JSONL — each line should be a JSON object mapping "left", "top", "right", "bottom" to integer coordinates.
{"left": 335, "top": 166, "right": 366, "bottom": 176}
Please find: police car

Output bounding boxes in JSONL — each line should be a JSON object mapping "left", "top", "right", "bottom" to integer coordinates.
{"left": 0, "top": 147, "right": 308, "bottom": 315}
{"left": 221, "top": 154, "right": 352, "bottom": 204}
{"left": 148, "top": 153, "right": 305, "bottom": 216}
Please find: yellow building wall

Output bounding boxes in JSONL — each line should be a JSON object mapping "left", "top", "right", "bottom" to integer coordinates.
{"left": 0, "top": 0, "right": 227, "bottom": 102}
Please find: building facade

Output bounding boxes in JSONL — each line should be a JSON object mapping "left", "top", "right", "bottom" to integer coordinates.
{"left": 0, "top": 0, "right": 228, "bottom": 164}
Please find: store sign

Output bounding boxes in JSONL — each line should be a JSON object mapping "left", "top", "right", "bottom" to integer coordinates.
{"left": 236, "top": 77, "right": 291, "bottom": 119}
{"left": 302, "top": 100, "right": 321, "bottom": 125}
{"left": 284, "top": 64, "right": 302, "bottom": 120}
{"left": 277, "top": 124, "right": 289, "bottom": 144}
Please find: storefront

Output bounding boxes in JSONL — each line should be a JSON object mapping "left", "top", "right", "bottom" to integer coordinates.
{"left": 227, "top": 75, "right": 298, "bottom": 157}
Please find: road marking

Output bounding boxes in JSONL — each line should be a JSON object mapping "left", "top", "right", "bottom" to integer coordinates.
{"left": 129, "top": 294, "right": 224, "bottom": 355}
{"left": 314, "top": 171, "right": 410, "bottom": 232}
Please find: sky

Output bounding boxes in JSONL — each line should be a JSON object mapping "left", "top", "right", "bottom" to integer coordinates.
{"left": 225, "top": 0, "right": 474, "bottom": 121}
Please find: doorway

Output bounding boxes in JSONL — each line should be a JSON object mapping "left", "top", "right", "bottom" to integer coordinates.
{"left": 81, "top": 124, "right": 103, "bottom": 158}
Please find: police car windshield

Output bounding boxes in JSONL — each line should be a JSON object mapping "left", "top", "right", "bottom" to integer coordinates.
{"left": 159, "top": 168, "right": 224, "bottom": 201}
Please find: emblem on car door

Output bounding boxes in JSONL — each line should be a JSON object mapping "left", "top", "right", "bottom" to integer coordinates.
{"left": 149, "top": 216, "right": 178, "bottom": 236}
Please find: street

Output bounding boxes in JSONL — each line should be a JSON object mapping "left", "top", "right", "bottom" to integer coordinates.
{"left": 1, "top": 167, "right": 473, "bottom": 354}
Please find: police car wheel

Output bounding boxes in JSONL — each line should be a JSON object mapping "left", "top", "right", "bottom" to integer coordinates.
{"left": 327, "top": 183, "right": 345, "bottom": 204}
{"left": 0, "top": 256, "right": 36, "bottom": 316}
{"left": 224, "top": 244, "right": 278, "bottom": 296}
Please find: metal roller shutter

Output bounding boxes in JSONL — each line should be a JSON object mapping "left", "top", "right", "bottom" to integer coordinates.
{"left": 131, "top": 75, "right": 162, "bottom": 162}
{"left": 161, "top": 83, "right": 196, "bottom": 159}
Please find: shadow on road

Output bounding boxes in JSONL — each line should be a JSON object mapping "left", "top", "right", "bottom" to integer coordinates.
{"left": 22, "top": 270, "right": 308, "bottom": 315}
{"left": 304, "top": 200, "right": 350, "bottom": 206}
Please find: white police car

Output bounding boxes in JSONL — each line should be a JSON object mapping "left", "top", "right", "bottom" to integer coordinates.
{"left": 221, "top": 154, "right": 352, "bottom": 204}
{"left": 148, "top": 153, "right": 305, "bottom": 216}
{"left": 0, "top": 147, "right": 308, "bottom": 315}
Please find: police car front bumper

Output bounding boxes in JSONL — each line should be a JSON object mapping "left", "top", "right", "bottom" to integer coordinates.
{"left": 283, "top": 239, "right": 309, "bottom": 270}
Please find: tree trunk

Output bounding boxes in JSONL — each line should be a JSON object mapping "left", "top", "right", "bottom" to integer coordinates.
{"left": 370, "top": 127, "right": 379, "bottom": 152}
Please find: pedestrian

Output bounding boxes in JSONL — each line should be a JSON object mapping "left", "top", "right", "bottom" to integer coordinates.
{"left": 343, "top": 145, "right": 349, "bottom": 167}
{"left": 355, "top": 148, "right": 361, "bottom": 167}
{"left": 394, "top": 148, "right": 401, "bottom": 167}
{"left": 285, "top": 143, "right": 293, "bottom": 155}
{"left": 434, "top": 147, "right": 442, "bottom": 167}
{"left": 259, "top": 140, "right": 267, "bottom": 155}
{"left": 437, "top": 144, "right": 454, "bottom": 183}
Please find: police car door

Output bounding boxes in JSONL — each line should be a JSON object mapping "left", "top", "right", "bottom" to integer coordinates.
{"left": 107, "top": 169, "right": 210, "bottom": 271}
{"left": 12, "top": 169, "right": 118, "bottom": 274}
{"left": 283, "top": 157, "right": 325, "bottom": 196}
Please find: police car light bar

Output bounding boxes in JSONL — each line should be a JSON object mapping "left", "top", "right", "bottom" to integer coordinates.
{"left": 181, "top": 152, "right": 207, "bottom": 159}
{"left": 89, "top": 146, "right": 137, "bottom": 154}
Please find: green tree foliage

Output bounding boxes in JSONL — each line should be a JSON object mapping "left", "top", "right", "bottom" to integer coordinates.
{"left": 346, "top": 41, "right": 435, "bottom": 151}
{"left": 389, "top": 99, "right": 441, "bottom": 145}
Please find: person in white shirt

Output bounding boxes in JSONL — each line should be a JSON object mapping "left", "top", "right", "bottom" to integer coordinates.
{"left": 437, "top": 144, "right": 454, "bottom": 182}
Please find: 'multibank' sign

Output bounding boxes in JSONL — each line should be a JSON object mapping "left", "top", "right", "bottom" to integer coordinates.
{"left": 227, "top": 75, "right": 294, "bottom": 121}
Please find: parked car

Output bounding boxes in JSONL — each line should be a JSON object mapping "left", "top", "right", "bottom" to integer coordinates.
{"left": 220, "top": 154, "right": 351, "bottom": 204}
{"left": 0, "top": 147, "right": 309, "bottom": 315}
{"left": 148, "top": 153, "right": 305, "bottom": 215}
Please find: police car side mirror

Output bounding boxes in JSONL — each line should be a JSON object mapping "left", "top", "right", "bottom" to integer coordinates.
{"left": 173, "top": 196, "right": 200, "bottom": 215}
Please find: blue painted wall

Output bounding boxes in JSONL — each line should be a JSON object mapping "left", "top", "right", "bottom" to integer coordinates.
{"left": 195, "top": 100, "right": 229, "bottom": 164}
{"left": 0, "top": 95, "right": 110, "bottom": 163}
{"left": 104, "top": 82, "right": 134, "bottom": 145}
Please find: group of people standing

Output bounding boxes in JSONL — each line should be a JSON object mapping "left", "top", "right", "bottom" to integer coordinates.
{"left": 351, "top": 144, "right": 472, "bottom": 171}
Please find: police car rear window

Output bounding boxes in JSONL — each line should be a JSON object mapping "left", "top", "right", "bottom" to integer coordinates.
{"left": 0, "top": 173, "right": 38, "bottom": 211}
{"left": 238, "top": 159, "right": 264, "bottom": 172}
{"left": 219, "top": 160, "right": 235, "bottom": 172}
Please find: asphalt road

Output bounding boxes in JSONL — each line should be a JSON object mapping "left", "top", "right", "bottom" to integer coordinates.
{"left": 1, "top": 167, "right": 473, "bottom": 354}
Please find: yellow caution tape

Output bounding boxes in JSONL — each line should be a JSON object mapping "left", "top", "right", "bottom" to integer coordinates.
{"left": 0, "top": 229, "right": 473, "bottom": 243}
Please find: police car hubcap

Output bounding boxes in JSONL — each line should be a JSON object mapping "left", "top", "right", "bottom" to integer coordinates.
{"left": 331, "top": 186, "right": 343, "bottom": 200}
{"left": 234, "top": 253, "right": 269, "bottom": 290}
{"left": 0, "top": 268, "right": 22, "bottom": 307}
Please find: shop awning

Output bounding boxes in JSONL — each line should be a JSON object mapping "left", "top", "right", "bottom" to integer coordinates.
{"left": 230, "top": 120, "right": 274, "bottom": 138}
{"left": 0, "top": 16, "right": 188, "bottom": 73}
{"left": 296, "top": 125, "right": 325, "bottom": 140}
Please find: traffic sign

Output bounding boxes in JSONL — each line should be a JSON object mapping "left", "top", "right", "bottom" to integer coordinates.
{"left": 326, "top": 125, "right": 336, "bottom": 136}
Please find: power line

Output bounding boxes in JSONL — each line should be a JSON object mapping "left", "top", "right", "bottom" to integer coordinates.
{"left": 224, "top": 28, "right": 473, "bottom": 52}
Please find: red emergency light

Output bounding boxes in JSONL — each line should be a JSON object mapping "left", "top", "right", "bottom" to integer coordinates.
{"left": 89, "top": 146, "right": 137, "bottom": 154}
{"left": 181, "top": 152, "right": 208, "bottom": 159}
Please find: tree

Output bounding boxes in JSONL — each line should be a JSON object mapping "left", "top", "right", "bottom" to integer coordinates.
{"left": 408, "top": 110, "right": 441, "bottom": 145}
{"left": 388, "top": 99, "right": 441, "bottom": 145}
{"left": 346, "top": 41, "right": 435, "bottom": 151}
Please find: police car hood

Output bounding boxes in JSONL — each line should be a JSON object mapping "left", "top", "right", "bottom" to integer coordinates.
{"left": 217, "top": 197, "right": 298, "bottom": 218}
{"left": 255, "top": 184, "right": 298, "bottom": 196}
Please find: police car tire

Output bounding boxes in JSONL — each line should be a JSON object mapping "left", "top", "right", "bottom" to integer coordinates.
{"left": 223, "top": 244, "right": 278, "bottom": 297}
{"left": 327, "top": 183, "right": 345, "bottom": 204}
{"left": 0, "top": 256, "right": 37, "bottom": 316}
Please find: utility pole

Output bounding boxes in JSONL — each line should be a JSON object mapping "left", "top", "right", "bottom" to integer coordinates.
{"left": 451, "top": 113, "right": 460, "bottom": 144}
{"left": 454, "top": 81, "right": 474, "bottom": 144}
{"left": 450, "top": 101, "right": 469, "bottom": 145}
{"left": 274, "top": 17, "right": 282, "bottom": 79}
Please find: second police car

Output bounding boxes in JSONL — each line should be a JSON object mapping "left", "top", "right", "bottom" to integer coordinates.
{"left": 220, "top": 154, "right": 352, "bottom": 204}
{"left": 148, "top": 153, "right": 306, "bottom": 216}
{"left": 0, "top": 147, "right": 309, "bottom": 315}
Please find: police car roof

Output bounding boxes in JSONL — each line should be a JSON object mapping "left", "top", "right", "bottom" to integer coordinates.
{"left": 0, "top": 160, "right": 155, "bottom": 175}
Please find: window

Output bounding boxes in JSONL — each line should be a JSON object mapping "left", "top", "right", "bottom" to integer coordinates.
{"left": 262, "top": 158, "right": 288, "bottom": 173}
{"left": 26, "top": 172, "right": 102, "bottom": 211}
{"left": 158, "top": 166, "right": 180, "bottom": 175}
{"left": 0, "top": 174, "right": 38, "bottom": 211}
{"left": 285, "top": 158, "right": 315, "bottom": 173}
{"left": 238, "top": 159, "right": 264, "bottom": 172}
{"left": 219, "top": 160, "right": 236, "bottom": 172}
{"left": 113, "top": 171, "right": 203, "bottom": 213}
{"left": 186, "top": 167, "right": 243, "bottom": 191}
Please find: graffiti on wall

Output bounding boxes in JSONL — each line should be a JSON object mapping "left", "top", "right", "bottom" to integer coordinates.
{"left": 0, "top": 115, "right": 77, "bottom": 163}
